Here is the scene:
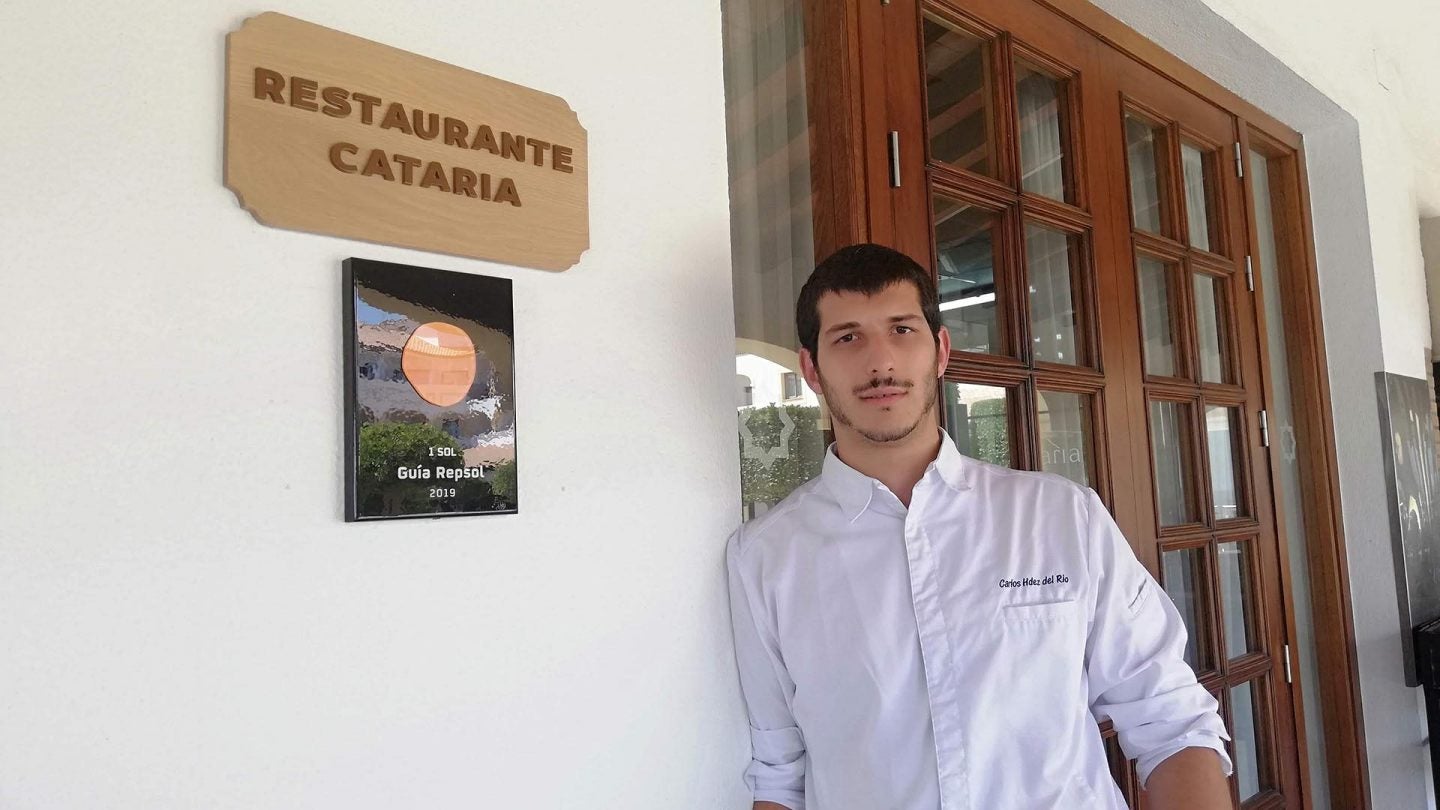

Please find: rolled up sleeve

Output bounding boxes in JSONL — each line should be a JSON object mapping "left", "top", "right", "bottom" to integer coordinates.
{"left": 1081, "top": 490, "right": 1233, "bottom": 788}
{"left": 726, "top": 528, "right": 806, "bottom": 810}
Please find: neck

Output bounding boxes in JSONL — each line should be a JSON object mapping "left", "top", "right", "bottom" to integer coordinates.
{"left": 832, "top": 420, "right": 943, "bottom": 508}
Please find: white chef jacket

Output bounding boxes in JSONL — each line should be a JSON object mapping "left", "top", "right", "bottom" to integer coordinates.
{"left": 726, "top": 432, "right": 1232, "bottom": 810}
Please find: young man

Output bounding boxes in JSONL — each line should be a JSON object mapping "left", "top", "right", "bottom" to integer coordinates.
{"left": 726, "top": 244, "right": 1234, "bottom": 810}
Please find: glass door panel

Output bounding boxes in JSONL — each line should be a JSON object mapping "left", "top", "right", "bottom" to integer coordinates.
{"left": 1149, "top": 398, "right": 1199, "bottom": 527}
{"left": 1026, "top": 223, "right": 1086, "bottom": 366}
{"left": 1180, "top": 142, "right": 1220, "bottom": 252}
{"left": 934, "top": 195, "right": 1007, "bottom": 355}
{"left": 1014, "top": 59, "right": 1070, "bottom": 201}
{"left": 1036, "top": 389, "right": 1094, "bottom": 485}
{"left": 1217, "top": 538, "right": 1261, "bottom": 660}
{"left": 1161, "top": 544, "right": 1217, "bottom": 673}
{"left": 943, "top": 380, "right": 1017, "bottom": 467}
{"left": 1137, "top": 256, "right": 1181, "bottom": 377}
{"left": 1124, "top": 113, "right": 1168, "bottom": 234}
{"left": 924, "top": 13, "right": 998, "bottom": 178}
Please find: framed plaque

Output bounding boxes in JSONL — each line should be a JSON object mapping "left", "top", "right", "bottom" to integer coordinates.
{"left": 344, "top": 258, "right": 517, "bottom": 521}
{"left": 1376, "top": 371, "right": 1440, "bottom": 684}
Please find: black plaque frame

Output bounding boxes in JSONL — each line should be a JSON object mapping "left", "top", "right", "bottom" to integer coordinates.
{"left": 343, "top": 258, "right": 518, "bottom": 521}
{"left": 1376, "top": 371, "right": 1440, "bottom": 685}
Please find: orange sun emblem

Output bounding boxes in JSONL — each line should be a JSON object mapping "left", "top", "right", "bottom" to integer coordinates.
{"left": 402, "top": 322, "right": 477, "bottom": 407}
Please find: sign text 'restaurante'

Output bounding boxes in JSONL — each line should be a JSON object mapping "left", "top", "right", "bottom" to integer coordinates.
{"left": 253, "top": 67, "right": 575, "bottom": 207}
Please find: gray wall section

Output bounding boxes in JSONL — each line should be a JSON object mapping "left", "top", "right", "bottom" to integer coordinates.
{"left": 1085, "top": 1, "right": 1429, "bottom": 807}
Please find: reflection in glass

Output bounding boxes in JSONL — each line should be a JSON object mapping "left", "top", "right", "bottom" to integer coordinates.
{"left": 1194, "top": 272, "right": 1227, "bottom": 383}
{"left": 1232, "top": 680, "right": 1264, "bottom": 801}
{"left": 1037, "top": 390, "right": 1092, "bottom": 486}
{"left": 924, "top": 15, "right": 995, "bottom": 177}
{"left": 1138, "top": 257, "right": 1177, "bottom": 377}
{"left": 1027, "top": 224, "right": 1083, "bottom": 365}
{"left": 1151, "top": 399, "right": 1197, "bottom": 525}
{"left": 1162, "top": 546, "right": 1213, "bottom": 671}
{"left": 1182, "top": 143, "right": 1214, "bottom": 251}
{"left": 1218, "top": 540, "right": 1256, "bottom": 659}
{"left": 1125, "top": 114, "right": 1164, "bottom": 232}
{"left": 1206, "top": 405, "right": 1242, "bottom": 520}
{"left": 935, "top": 196, "right": 1002, "bottom": 354}
{"left": 1015, "top": 60, "right": 1067, "bottom": 201}
{"left": 723, "top": 0, "right": 824, "bottom": 520}
{"left": 944, "top": 382, "right": 1012, "bottom": 467}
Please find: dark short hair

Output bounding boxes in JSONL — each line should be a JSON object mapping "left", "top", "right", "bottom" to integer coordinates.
{"left": 796, "top": 243, "right": 943, "bottom": 360}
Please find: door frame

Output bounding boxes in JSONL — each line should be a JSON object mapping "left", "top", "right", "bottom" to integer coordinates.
{"left": 799, "top": 0, "right": 1368, "bottom": 806}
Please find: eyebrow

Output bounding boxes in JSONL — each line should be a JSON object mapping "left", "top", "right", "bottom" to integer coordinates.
{"left": 823, "top": 313, "right": 923, "bottom": 337}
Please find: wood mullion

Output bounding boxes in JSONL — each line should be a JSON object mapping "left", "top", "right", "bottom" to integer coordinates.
{"left": 945, "top": 356, "right": 1028, "bottom": 382}
{"left": 930, "top": 163, "right": 1018, "bottom": 208}
{"left": 1228, "top": 652, "right": 1275, "bottom": 684}
{"left": 1173, "top": 256, "right": 1198, "bottom": 384}
{"left": 1188, "top": 250, "right": 1233, "bottom": 276}
{"left": 1020, "top": 193, "right": 1091, "bottom": 230}
{"left": 1243, "top": 791, "right": 1287, "bottom": 810}
{"left": 1032, "top": 364, "right": 1105, "bottom": 390}
{"left": 1131, "top": 229, "right": 1186, "bottom": 261}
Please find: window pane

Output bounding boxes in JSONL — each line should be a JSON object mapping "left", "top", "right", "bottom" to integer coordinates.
{"left": 1182, "top": 143, "right": 1215, "bottom": 252}
{"left": 944, "top": 382, "right": 1012, "bottom": 467}
{"left": 1151, "top": 399, "right": 1197, "bottom": 526}
{"left": 935, "top": 196, "right": 1002, "bottom": 355}
{"left": 723, "top": 0, "right": 824, "bottom": 520}
{"left": 1162, "top": 546, "right": 1214, "bottom": 672}
{"left": 924, "top": 15, "right": 995, "bottom": 177}
{"left": 1026, "top": 224, "right": 1084, "bottom": 366}
{"left": 1125, "top": 114, "right": 1164, "bottom": 232}
{"left": 1206, "top": 405, "right": 1243, "bottom": 520}
{"left": 1138, "top": 256, "right": 1178, "bottom": 377}
{"left": 1251, "top": 147, "right": 1330, "bottom": 806}
{"left": 1194, "top": 272, "right": 1228, "bottom": 383}
{"left": 1037, "top": 390, "right": 1093, "bottom": 486}
{"left": 1015, "top": 60, "right": 1067, "bottom": 201}
{"left": 1231, "top": 680, "right": 1267, "bottom": 801}
{"left": 1218, "top": 540, "right": 1258, "bottom": 659}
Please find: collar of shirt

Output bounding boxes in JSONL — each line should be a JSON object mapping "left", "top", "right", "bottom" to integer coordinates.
{"left": 820, "top": 430, "right": 973, "bottom": 523}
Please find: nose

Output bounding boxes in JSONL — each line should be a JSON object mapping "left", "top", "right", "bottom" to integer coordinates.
{"left": 866, "top": 337, "right": 897, "bottom": 376}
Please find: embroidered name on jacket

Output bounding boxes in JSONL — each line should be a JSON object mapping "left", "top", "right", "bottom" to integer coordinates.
{"left": 998, "top": 573, "right": 1070, "bottom": 588}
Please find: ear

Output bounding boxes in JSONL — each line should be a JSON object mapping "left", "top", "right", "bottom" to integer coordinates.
{"left": 934, "top": 326, "right": 950, "bottom": 378}
{"left": 799, "top": 347, "right": 822, "bottom": 393}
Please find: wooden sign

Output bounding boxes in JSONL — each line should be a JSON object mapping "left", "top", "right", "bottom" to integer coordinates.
{"left": 225, "top": 12, "right": 588, "bottom": 271}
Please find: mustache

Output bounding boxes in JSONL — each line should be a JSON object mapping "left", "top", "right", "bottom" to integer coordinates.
{"left": 854, "top": 377, "right": 914, "bottom": 395}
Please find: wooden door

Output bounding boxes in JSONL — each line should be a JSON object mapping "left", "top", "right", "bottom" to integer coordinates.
{"left": 804, "top": 0, "right": 1310, "bottom": 805}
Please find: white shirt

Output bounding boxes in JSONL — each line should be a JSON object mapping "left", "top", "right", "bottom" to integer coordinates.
{"left": 726, "top": 432, "right": 1232, "bottom": 810}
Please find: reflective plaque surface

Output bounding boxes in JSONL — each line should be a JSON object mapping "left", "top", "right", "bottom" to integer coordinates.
{"left": 344, "top": 258, "right": 518, "bottom": 520}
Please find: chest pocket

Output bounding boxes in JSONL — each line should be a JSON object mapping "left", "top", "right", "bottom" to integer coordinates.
{"left": 980, "top": 598, "right": 1089, "bottom": 778}
{"left": 999, "top": 599, "right": 1083, "bottom": 623}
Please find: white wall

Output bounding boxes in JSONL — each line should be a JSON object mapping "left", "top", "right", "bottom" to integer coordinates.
{"left": 1088, "top": 1, "right": 1436, "bottom": 807}
{"left": 1191, "top": 0, "right": 1440, "bottom": 377}
{"left": 0, "top": 3, "right": 749, "bottom": 808}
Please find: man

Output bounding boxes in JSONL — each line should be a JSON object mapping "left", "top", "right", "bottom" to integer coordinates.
{"left": 726, "top": 244, "right": 1234, "bottom": 809}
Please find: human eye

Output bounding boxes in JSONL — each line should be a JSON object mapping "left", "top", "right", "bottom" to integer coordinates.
{"left": 894, "top": 325, "right": 916, "bottom": 334}
{"left": 835, "top": 333, "right": 856, "bottom": 345}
